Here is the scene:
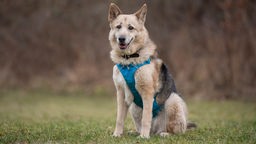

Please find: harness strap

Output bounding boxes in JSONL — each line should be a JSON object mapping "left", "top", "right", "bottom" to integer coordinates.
{"left": 116, "top": 59, "right": 161, "bottom": 118}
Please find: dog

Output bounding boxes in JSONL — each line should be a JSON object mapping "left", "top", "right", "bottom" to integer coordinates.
{"left": 108, "top": 3, "right": 196, "bottom": 138}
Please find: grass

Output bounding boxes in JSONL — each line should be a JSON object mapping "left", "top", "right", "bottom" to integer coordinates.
{"left": 0, "top": 89, "right": 255, "bottom": 144}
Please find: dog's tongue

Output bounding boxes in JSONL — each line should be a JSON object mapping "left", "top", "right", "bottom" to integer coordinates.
{"left": 119, "top": 44, "right": 126, "bottom": 49}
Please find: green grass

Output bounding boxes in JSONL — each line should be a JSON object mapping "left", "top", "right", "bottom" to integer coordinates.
{"left": 0, "top": 89, "right": 255, "bottom": 144}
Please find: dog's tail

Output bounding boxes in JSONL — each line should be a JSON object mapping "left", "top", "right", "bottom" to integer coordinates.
{"left": 187, "top": 122, "right": 197, "bottom": 130}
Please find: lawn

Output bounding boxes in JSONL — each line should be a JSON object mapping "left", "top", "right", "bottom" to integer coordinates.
{"left": 0, "top": 89, "right": 255, "bottom": 144}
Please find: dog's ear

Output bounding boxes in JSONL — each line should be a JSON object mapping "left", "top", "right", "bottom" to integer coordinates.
{"left": 108, "top": 3, "right": 122, "bottom": 22}
{"left": 134, "top": 4, "right": 147, "bottom": 24}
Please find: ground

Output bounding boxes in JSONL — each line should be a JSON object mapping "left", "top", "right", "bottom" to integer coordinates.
{"left": 0, "top": 89, "right": 255, "bottom": 144}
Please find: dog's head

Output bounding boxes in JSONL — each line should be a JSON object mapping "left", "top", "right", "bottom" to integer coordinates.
{"left": 108, "top": 3, "right": 148, "bottom": 55}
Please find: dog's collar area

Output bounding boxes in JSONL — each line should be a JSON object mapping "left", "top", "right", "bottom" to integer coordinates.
{"left": 122, "top": 53, "right": 140, "bottom": 59}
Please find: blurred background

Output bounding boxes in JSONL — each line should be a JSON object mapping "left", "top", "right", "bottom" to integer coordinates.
{"left": 0, "top": 0, "right": 255, "bottom": 100}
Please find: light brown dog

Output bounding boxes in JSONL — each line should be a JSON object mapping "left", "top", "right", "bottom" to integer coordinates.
{"left": 108, "top": 3, "right": 195, "bottom": 138}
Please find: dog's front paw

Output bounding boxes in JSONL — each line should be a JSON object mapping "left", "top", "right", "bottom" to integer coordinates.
{"left": 139, "top": 133, "right": 150, "bottom": 139}
{"left": 113, "top": 131, "right": 122, "bottom": 137}
{"left": 159, "top": 132, "right": 169, "bottom": 137}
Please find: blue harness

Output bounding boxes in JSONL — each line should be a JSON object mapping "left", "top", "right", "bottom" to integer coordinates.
{"left": 116, "top": 59, "right": 161, "bottom": 118}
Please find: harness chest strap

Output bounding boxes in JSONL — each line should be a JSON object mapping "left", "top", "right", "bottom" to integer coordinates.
{"left": 116, "top": 58, "right": 161, "bottom": 118}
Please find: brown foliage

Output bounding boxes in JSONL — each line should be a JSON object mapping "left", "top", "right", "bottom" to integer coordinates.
{"left": 0, "top": 0, "right": 255, "bottom": 100}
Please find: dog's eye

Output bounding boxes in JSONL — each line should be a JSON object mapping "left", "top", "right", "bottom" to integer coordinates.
{"left": 128, "top": 26, "right": 134, "bottom": 30}
{"left": 116, "top": 25, "right": 121, "bottom": 29}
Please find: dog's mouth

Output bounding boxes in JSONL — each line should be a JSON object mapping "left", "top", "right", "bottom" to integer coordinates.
{"left": 118, "top": 38, "right": 133, "bottom": 50}
{"left": 119, "top": 43, "right": 127, "bottom": 49}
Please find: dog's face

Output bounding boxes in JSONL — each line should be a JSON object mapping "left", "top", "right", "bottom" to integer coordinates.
{"left": 108, "top": 3, "right": 148, "bottom": 55}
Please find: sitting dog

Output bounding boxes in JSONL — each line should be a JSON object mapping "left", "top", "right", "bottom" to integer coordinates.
{"left": 108, "top": 3, "right": 195, "bottom": 138}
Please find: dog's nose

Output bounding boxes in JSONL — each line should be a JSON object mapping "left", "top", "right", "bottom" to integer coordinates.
{"left": 118, "top": 37, "right": 126, "bottom": 43}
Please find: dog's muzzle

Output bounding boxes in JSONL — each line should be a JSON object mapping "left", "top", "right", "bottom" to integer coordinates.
{"left": 118, "top": 37, "right": 133, "bottom": 50}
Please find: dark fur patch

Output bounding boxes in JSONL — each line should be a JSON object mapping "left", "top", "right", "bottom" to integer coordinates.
{"left": 156, "top": 63, "right": 177, "bottom": 105}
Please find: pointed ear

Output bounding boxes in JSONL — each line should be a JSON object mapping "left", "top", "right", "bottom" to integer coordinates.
{"left": 134, "top": 4, "right": 147, "bottom": 23}
{"left": 108, "top": 3, "right": 122, "bottom": 22}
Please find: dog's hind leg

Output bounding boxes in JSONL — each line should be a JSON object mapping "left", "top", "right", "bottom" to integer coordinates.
{"left": 165, "top": 93, "right": 187, "bottom": 134}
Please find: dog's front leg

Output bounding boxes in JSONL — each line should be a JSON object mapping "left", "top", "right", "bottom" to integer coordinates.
{"left": 140, "top": 96, "right": 153, "bottom": 138}
{"left": 113, "top": 89, "right": 128, "bottom": 137}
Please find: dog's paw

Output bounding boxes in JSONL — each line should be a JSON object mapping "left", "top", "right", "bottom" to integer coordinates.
{"left": 138, "top": 134, "right": 150, "bottom": 139}
{"left": 159, "top": 132, "right": 169, "bottom": 137}
{"left": 112, "top": 131, "right": 122, "bottom": 137}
